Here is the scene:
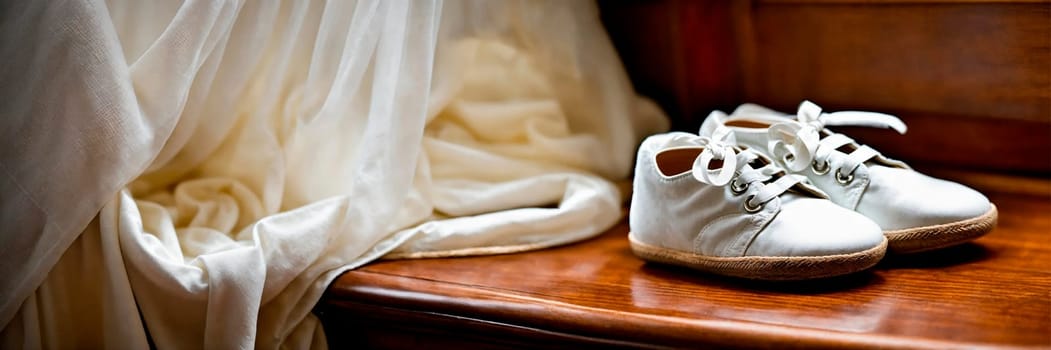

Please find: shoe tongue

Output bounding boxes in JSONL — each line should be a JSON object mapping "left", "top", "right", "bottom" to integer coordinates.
{"left": 777, "top": 191, "right": 812, "bottom": 205}
{"left": 819, "top": 129, "right": 909, "bottom": 170}
{"left": 743, "top": 152, "right": 830, "bottom": 200}
{"left": 788, "top": 180, "right": 829, "bottom": 199}
{"left": 866, "top": 157, "right": 909, "bottom": 169}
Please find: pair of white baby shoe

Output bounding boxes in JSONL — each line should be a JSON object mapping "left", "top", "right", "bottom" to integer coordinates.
{"left": 629, "top": 101, "right": 998, "bottom": 280}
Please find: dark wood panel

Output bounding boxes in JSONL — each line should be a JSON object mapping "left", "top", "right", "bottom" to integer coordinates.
{"left": 743, "top": 1, "right": 1049, "bottom": 121}
{"left": 742, "top": 1, "right": 1051, "bottom": 173}
{"left": 834, "top": 111, "right": 1051, "bottom": 174}
{"left": 600, "top": 0, "right": 1051, "bottom": 174}
{"left": 601, "top": 0, "right": 744, "bottom": 130}
{"left": 320, "top": 182, "right": 1051, "bottom": 349}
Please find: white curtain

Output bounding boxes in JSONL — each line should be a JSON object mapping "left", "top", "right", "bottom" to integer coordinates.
{"left": 0, "top": 0, "right": 667, "bottom": 348}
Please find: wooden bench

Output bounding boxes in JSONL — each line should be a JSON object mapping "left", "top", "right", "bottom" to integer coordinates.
{"left": 316, "top": 170, "right": 1050, "bottom": 349}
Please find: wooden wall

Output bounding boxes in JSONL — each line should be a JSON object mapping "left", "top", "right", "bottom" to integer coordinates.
{"left": 600, "top": 0, "right": 1051, "bottom": 175}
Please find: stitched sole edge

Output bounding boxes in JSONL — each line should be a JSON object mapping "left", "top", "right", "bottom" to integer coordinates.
{"left": 628, "top": 234, "right": 888, "bottom": 281}
{"left": 884, "top": 204, "right": 998, "bottom": 254}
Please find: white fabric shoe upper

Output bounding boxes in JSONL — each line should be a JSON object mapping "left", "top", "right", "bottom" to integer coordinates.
{"left": 701, "top": 101, "right": 993, "bottom": 231}
{"left": 629, "top": 128, "right": 885, "bottom": 258}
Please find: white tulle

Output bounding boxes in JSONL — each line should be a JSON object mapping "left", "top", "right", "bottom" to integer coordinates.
{"left": 0, "top": 0, "right": 667, "bottom": 348}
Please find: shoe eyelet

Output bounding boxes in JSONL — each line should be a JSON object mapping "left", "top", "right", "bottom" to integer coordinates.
{"left": 743, "top": 195, "right": 764, "bottom": 213}
{"left": 812, "top": 159, "right": 830, "bottom": 175}
{"left": 835, "top": 168, "right": 855, "bottom": 184}
{"left": 730, "top": 179, "right": 749, "bottom": 195}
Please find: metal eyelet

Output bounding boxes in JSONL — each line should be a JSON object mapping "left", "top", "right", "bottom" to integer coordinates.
{"left": 812, "top": 159, "right": 830, "bottom": 175}
{"left": 730, "top": 179, "right": 749, "bottom": 195}
{"left": 743, "top": 195, "right": 764, "bottom": 213}
{"left": 835, "top": 168, "right": 855, "bottom": 184}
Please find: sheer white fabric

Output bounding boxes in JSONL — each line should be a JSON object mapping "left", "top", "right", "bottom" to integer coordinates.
{"left": 0, "top": 0, "right": 667, "bottom": 348}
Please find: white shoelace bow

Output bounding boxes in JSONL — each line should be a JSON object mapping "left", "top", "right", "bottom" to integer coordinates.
{"left": 689, "top": 126, "right": 738, "bottom": 186}
{"left": 767, "top": 100, "right": 906, "bottom": 177}
{"left": 676, "top": 126, "right": 803, "bottom": 210}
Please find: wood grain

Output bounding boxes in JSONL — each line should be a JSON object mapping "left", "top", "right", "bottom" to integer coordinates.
{"left": 319, "top": 185, "right": 1051, "bottom": 349}
{"left": 739, "top": 1, "right": 1051, "bottom": 174}
{"left": 600, "top": 0, "right": 743, "bottom": 130}
{"left": 599, "top": 0, "right": 1051, "bottom": 173}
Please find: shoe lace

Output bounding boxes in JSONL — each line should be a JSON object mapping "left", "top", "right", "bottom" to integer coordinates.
{"left": 766, "top": 101, "right": 906, "bottom": 180}
{"left": 674, "top": 126, "right": 803, "bottom": 210}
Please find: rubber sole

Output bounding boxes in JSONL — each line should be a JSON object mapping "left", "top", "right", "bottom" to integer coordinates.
{"left": 628, "top": 233, "right": 888, "bottom": 281}
{"left": 884, "top": 204, "right": 998, "bottom": 254}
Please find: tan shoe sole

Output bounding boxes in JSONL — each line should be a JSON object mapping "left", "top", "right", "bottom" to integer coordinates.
{"left": 885, "top": 204, "right": 998, "bottom": 254}
{"left": 628, "top": 233, "right": 888, "bottom": 281}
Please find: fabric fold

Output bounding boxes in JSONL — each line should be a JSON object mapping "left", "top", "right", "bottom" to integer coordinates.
{"left": 0, "top": 0, "right": 668, "bottom": 348}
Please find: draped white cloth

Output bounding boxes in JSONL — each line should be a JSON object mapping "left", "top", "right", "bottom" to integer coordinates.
{"left": 0, "top": 0, "right": 667, "bottom": 348}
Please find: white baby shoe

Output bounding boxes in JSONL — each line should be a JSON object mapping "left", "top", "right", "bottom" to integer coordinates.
{"left": 700, "top": 101, "right": 997, "bottom": 253}
{"left": 628, "top": 126, "right": 887, "bottom": 280}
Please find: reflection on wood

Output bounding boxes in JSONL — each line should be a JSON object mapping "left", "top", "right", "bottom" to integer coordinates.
{"left": 319, "top": 178, "right": 1051, "bottom": 349}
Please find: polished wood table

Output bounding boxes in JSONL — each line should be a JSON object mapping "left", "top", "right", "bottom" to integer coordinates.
{"left": 317, "top": 177, "right": 1051, "bottom": 349}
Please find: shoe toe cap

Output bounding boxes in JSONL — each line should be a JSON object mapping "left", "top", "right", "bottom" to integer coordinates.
{"left": 746, "top": 198, "right": 885, "bottom": 257}
{"left": 860, "top": 167, "right": 992, "bottom": 230}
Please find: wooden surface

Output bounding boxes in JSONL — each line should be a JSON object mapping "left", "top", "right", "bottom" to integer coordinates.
{"left": 318, "top": 179, "right": 1051, "bottom": 349}
{"left": 317, "top": 1, "right": 1051, "bottom": 347}
{"left": 600, "top": 0, "right": 1051, "bottom": 174}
